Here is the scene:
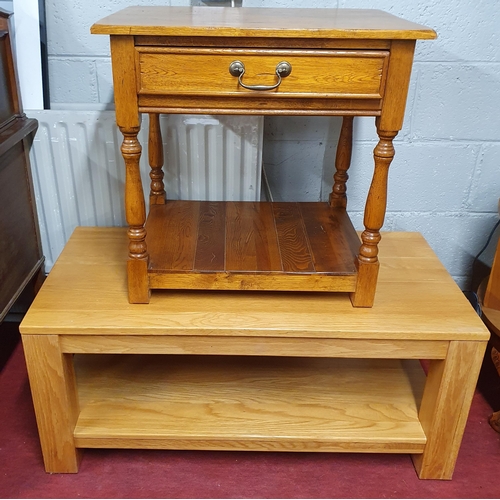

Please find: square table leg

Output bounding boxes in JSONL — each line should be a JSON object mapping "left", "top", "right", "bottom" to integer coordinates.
{"left": 22, "top": 334, "right": 81, "bottom": 473}
{"left": 412, "top": 340, "right": 486, "bottom": 479}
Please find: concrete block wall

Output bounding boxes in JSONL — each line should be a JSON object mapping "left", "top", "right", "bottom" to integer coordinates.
{"left": 0, "top": 1, "right": 13, "bottom": 11}
{"left": 45, "top": 0, "right": 500, "bottom": 289}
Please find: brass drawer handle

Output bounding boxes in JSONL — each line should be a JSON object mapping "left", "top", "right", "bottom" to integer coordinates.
{"left": 229, "top": 60, "right": 292, "bottom": 91}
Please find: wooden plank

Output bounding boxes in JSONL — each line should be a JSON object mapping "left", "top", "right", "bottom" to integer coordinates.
{"left": 91, "top": 7, "right": 437, "bottom": 40}
{"left": 300, "top": 203, "right": 357, "bottom": 274}
{"left": 73, "top": 355, "right": 427, "bottom": 453}
{"left": 194, "top": 201, "right": 226, "bottom": 272}
{"left": 146, "top": 202, "right": 199, "bottom": 271}
{"left": 341, "top": 211, "right": 363, "bottom": 259}
{"left": 273, "top": 203, "right": 315, "bottom": 273}
{"left": 60, "top": 335, "right": 450, "bottom": 359}
{"left": 74, "top": 436, "right": 424, "bottom": 453}
{"left": 150, "top": 270, "right": 356, "bottom": 291}
{"left": 225, "top": 202, "right": 282, "bottom": 272}
{"left": 310, "top": 203, "right": 359, "bottom": 272}
{"left": 0, "top": 117, "right": 38, "bottom": 157}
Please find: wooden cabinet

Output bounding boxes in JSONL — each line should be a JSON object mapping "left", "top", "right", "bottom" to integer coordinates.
{"left": 0, "top": 9, "right": 44, "bottom": 322}
{"left": 91, "top": 7, "right": 436, "bottom": 307}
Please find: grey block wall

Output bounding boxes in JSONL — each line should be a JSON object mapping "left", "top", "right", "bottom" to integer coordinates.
{"left": 45, "top": 0, "right": 500, "bottom": 289}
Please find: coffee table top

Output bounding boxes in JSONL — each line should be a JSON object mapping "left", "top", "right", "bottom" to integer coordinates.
{"left": 20, "top": 228, "right": 488, "bottom": 342}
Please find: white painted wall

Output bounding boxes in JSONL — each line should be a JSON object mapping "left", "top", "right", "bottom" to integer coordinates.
{"left": 2, "top": 0, "right": 44, "bottom": 109}
{"left": 43, "top": 0, "right": 500, "bottom": 289}
{"left": 0, "top": 1, "right": 13, "bottom": 11}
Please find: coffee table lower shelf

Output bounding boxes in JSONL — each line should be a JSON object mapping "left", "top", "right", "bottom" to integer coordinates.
{"left": 73, "top": 354, "right": 427, "bottom": 454}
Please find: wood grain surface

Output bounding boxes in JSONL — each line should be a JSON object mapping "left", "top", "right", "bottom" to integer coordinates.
{"left": 96, "top": 7, "right": 436, "bottom": 304}
{"left": 22, "top": 335, "right": 81, "bottom": 472}
{"left": 412, "top": 341, "right": 487, "bottom": 479}
{"left": 137, "top": 48, "right": 388, "bottom": 99}
{"left": 19, "top": 228, "right": 490, "bottom": 342}
{"left": 146, "top": 201, "right": 358, "bottom": 275}
{"left": 60, "top": 335, "right": 450, "bottom": 359}
{"left": 73, "top": 354, "right": 427, "bottom": 453}
{"left": 91, "top": 7, "right": 437, "bottom": 40}
{"left": 19, "top": 228, "right": 489, "bottom": 479}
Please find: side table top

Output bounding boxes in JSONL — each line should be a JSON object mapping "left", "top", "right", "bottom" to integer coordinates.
{"left": 91, "top": 7, "right": 437, "bottom": 40}
{"left": 20, "top": 228, "right": 488, "bottom": 341}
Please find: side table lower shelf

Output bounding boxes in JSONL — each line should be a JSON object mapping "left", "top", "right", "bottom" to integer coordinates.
{"left": 74, "top": 354, "right": 427, "bottom": 453}
{"left": 145, "top": 201, "right": 360, "bottom": 292}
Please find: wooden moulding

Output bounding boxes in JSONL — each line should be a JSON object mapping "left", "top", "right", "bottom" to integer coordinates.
{"left": 59, "top": 335, "right": 450, "bottom": 359}
{"left": 0, "top": 117, "right": 38, "bottom": 157}
{"left": 145, "top": 201, "right": 360, "bottom": 292}
{"left": 138, "top": 95, "right": 383, "bottom": 115}
{"left": 73, "top": 354, "right": 427, "bottom": 454}
{"left": 134, "top": 36, "right": 393, "bottom": 50}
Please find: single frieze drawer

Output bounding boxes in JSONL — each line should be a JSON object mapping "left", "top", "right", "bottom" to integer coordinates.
{"left": 136, "top": 48, "right": 389, "bottom": 99}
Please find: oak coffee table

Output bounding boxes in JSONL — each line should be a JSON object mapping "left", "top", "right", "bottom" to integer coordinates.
{"left": 20, "top": 228, "right": 489, "bottom": 479}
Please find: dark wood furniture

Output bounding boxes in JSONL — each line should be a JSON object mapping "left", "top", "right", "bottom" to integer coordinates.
{"left": 480, "top": 235, "right": 500, "bottom": 431}
{"left": 484, "top": 236, "right": 500, "bottom": 312}
{"left": 91, "top": 7, "right": 436, "bottom": 307}
{"left": 0, "top": 9, "right": 44, "bottom": 322}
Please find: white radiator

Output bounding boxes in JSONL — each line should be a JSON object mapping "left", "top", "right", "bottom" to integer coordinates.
{"left": 28, "top": 110, "right": 263, "bottom": 271}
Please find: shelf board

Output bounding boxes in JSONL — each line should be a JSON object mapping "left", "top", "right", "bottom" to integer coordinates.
{"left": 145, "top": 201, "right": 360, "bottom": 292}
{"left": 0, "top": 116, "right": 38, "bottom": 157}
{"left": 74, "top": 354, "right": 427, "bottom": 453}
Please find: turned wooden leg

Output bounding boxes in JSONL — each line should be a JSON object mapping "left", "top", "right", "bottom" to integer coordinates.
{"left": 22, "top": 335, "right": 81, "bottom": 473}
{"left": 351, "top": 125, "right": 397, "bottom": 307}
{"left": 329, "top": 116, "right": 353, "bottom": 209}
{"left": 148, "top": 113, "right": 166, "bottom": 205}
{"left": 412, "top": 341, "right": 486, "bottom": 480}
{"left": 120, "top": 125, "right": 150, "bottom": 303}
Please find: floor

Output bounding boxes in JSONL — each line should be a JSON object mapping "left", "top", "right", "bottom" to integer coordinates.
{"left": 0, "top": 319, "right": 21, "bottom": 372}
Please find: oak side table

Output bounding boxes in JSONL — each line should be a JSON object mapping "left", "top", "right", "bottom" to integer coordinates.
{"left": 91, "top": 7, "right": 436, "bottom": 307}
{"left": 20, "top": 228, "right": 489, "bottom": 479}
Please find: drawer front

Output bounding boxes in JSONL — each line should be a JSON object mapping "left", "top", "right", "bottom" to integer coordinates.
{"left": 137, "top": 48, "right": 389, "bottom": 99}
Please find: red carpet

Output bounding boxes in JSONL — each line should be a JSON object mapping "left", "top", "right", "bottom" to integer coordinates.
{"left": 1, "top": 343, "right": 500, "bottom": 499}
